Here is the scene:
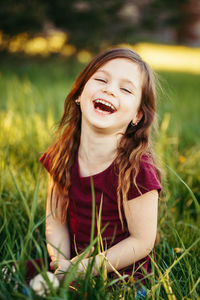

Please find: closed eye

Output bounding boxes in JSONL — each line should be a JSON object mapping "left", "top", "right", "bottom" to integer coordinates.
{"left": 94, "top": 78, "right": 107, "bottom": 83}
{"left": 121, "top": 88, "right": 132, "bottom": 94}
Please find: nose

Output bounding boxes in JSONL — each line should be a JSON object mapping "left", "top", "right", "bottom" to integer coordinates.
{"left": 103, "top": 82, "right": 116, "bottom": 97}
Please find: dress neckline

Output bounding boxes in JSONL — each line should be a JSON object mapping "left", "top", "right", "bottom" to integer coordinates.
{"left": 75, "top": 150, "right": 115, "bottom": 180}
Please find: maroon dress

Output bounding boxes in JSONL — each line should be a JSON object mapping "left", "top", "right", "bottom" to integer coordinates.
{"left": 39, "top": 151, "right": 161, "bottom": 281}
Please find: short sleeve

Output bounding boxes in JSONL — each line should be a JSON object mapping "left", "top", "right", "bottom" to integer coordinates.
{"left": 39, "top": 152, "right": 51, "bottom": 173}
{"left": 127, "top": 154, "right": 162, "bottom": 200}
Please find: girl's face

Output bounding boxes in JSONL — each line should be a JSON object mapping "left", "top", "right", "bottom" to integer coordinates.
{"left": 78, "top": 58, "right": 143, "bottom": 134}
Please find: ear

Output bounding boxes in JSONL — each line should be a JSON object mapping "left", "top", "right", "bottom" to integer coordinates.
{"left": 137, "top": 111, "right": 143, "bottom": 123}
{"left": 132, "top": 111, "right": 143, "bottom": 125}
{"left": 75, "top": 97, "right": 80, "bottom": 104}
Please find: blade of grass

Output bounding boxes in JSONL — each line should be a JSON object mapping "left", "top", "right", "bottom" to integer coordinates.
{"left": 167, "top": 165, "right": 200, "bottom": 214}
{"left": 96, "top": 193, "right": 108, "bottom": 282}
{"left": 188, "top": 276, "right": 200, "bottom": 297}
{"left": 20, "top": 168, "right": 41, "bottom": 261}
{"left": 90, "top": 176, "right": 95, "bottom": 244}
{"left": 151, "top": 237, "right": 200, "bottom": 299}
{"left": 29, "top": 167, "right": 41, "bottom": 230}
{"left": 8, "top": 168, "right": 31, "bottom": 220}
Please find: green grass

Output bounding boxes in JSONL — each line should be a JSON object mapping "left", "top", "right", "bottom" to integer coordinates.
{"left": 0, "top": 55, "right": 200, "bottom": 299}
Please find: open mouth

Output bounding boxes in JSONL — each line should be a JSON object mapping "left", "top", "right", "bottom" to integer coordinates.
{"left": 93, "top": 99, "right": 117, "bottom": 114}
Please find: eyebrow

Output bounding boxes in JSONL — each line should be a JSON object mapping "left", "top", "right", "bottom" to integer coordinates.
{"left": 96, "top": 69, "right": 137, "bottom": 90}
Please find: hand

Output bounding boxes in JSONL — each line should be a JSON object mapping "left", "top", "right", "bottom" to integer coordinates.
{"left": 29, "top": 271, "right": 59, "bottom": 296}
{"left": 50, "top": 259, "right": 71, "bottom": 281}
{"left": 70, "top": 247, "right": 97, "bottom": 277}
{"left": 70, "top": 246, "right": 95, "bottom": 264}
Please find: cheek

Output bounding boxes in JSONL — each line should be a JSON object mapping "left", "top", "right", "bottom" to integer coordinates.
{"left": 80, "top": 84, "right": 95, "bottom": 102}
{"left": 122, "top": 100, "right": 141, "bottom": 121}
{"left": 122, "top": 97, "right": 140, "bottom": 112}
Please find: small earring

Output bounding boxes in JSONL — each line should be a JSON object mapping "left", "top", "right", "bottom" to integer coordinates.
{"left": 131, "top": 121, "right": 138, "bottom": 127}
{"left": 75, "top": 99, "right": 80, "bottom": 105}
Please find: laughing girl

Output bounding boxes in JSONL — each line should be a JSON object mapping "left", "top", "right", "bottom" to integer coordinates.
{"left": 40, "top": 48, "right": 162, "bottom": 291}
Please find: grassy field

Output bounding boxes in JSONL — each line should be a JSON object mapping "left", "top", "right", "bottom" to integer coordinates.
{"left": 0, "top": 55, "right": 200, "bottom": 299}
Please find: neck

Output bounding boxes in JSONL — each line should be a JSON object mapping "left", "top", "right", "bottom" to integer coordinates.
{"left": 78, "top": 121, "right": 122, "bottom": 176}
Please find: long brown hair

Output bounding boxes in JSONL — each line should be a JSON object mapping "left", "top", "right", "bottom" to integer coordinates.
{"left": 43, "top": 48, "right": 161, "bottom": 225}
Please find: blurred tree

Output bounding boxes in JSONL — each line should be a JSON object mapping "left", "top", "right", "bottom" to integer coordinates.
{"left": 0, "top": 0, "right": 47, "bottom": 35}
{"left": 46, "top": 0, "right": 125, "bottom": 50}
{"left": 0, "top": 0, "right": 199, "bottom": 50}
{"left": 141, "top": 0, "right": 200, "bottom": 44}
{"left": 175, "top": 0, "right": 200, "bottom": 44}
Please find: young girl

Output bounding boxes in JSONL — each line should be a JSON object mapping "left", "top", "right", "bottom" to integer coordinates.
{"left": 39, "top": 48, "right": 161, "bottom": 288}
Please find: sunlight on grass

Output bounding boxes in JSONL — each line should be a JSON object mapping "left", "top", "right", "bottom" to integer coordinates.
{"left": 119, "top": 42, "right": 200, "bottom": 74}
{"left": 1, "top": 110, "right": 53, "bottom": 149}
{"left": 0, "top": 31, "right": 74, "bottom": 57}
{"left": 137, "top": 43, "right": 200, "bottom": 74}
{"left": 1, "top": 31, "right": 200, "bottom": 73}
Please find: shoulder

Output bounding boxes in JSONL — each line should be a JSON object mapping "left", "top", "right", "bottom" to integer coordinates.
{"left": 127, "top": 153, "right": 162, "bottom": 200}
{"left": 138, "top": 153, "right": 159, "bottom": 179}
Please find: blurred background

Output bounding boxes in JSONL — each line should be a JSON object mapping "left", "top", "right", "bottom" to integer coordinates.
{"left": 0, "top": 1, "right": 200, "bottom": 298}
{"left": 1, "top": 0, "right": 200, "bottom": 47}
{"left": 0, "top": 0, "right": 200, "bottom": 71}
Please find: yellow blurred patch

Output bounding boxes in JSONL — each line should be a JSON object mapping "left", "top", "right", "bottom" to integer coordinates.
{"left": 160, "top": 113, "right": 171, "bottom": 133}
{"left": 174, "top": 248, "right": 184, "bottom": 253}
{"left": 129, "top": 275, "right": 135, "bottom": 283}
{"left": 118, "top": 42, "right": 200, "bottom": 74}
{"left": 2, "top": 31, "right": 200, "bottom": 74}
{"left": 25, "top": 37, "right": 49, "bottom": 56}
{"left": 47, "top": 32, "right": 67, "bottom": 53}
{"left": 61, "top": 44, "right": 76, "bottom": 56}
{"left": 0, "top": 31, "right": 3, "bottom": 44}
{"left": 179, "top": 156, "right": 186, "bottom": 164}
{"left": 77, "top": 50, "right": 92, "bottom": 63}
{"left": 8, "top": 33, "right": 28, "bottom": 53}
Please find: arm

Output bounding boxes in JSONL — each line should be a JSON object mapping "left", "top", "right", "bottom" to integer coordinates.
{"left": 45, "top": 175, "right": 71, "bottom": 262}
{"left": 76, "top": 190, "right": 158, "bottom": 274}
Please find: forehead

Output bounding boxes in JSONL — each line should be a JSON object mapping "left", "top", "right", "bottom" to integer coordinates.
{"left": 95, "top": 58, "right": 142, "bottom": 84}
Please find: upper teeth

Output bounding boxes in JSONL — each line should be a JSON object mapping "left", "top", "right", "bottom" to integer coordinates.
{"left": 95, "top": 99, "right": 116, "bottom": 111}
